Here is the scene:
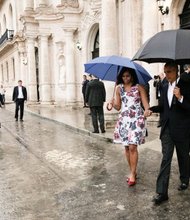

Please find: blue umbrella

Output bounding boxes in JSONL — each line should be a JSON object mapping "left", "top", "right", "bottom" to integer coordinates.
{"left": 84, "top": 55, "right": 152, "bottom": 85}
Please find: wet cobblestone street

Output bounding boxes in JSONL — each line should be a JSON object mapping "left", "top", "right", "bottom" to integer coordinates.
{"left": 0, "top": 106, "right": 190, "bottom": 220}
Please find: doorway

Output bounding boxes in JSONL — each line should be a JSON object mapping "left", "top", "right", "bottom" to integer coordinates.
{"left": 180, "top": 0, "right": 190, "bottom": 29}
{"left": 35, "top": 47, "right": 40, "bottom": 102}
{"left": 92, "top": 30, "right": 99, "bottom": 59}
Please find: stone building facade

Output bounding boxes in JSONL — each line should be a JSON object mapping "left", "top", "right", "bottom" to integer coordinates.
{"left": 0, "top": 0, "right": 189, "bottom": 106}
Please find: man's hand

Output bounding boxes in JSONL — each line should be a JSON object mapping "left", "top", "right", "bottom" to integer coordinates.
{"left": 173, "top": 86, "right": 182, "bottom": 100}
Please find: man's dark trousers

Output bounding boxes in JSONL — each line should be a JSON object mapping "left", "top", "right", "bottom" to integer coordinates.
{"left": 90, "top": 106, "right": 105, "bottom": 132}
{"left": 156, "top": 125, "right": 190, "bottom": 195}
{"left": 15, "top": 98, "right": 25, "bottom": 120}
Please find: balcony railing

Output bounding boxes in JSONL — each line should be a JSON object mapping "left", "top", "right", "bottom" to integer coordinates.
{"left": 0, "top": 29, "right": 14, "bottom": 46}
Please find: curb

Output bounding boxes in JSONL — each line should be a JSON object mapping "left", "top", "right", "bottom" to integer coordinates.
{"left": 25, "top": 109, "right": 113, "bottom": 143}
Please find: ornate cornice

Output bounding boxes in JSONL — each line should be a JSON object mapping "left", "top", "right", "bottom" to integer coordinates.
{"left": 57, "top": 0, "right": 83, "bottom": 14}
{"left": 35, "top": 5, "right": 64, "bottom": 21}
{"left": 81, "top": 1, "right": 101, "bottom": 31}
{"left": 58, "top": 0, "right": 79, "bottom": 8}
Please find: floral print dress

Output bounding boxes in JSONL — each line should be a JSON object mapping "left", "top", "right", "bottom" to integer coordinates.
{"left": 114, "top": 84, "right": 146, "bottom": 146}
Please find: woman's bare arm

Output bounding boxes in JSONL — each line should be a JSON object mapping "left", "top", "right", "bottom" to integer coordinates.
{"left": 112, "top": 85, "right": 121, "bottom": 111}
{"left": 138, "top": 85, "right": 151, "bottom": 117}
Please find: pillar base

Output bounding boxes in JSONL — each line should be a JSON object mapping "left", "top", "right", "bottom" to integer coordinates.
{"left": 40, "top": 101, "right": 54, "bottom": 105}
{"left": 26, "top": 101, "right": 40, "bottom": 106}
{"left": 65, "top": 101, "right": 78, "bottom": 107}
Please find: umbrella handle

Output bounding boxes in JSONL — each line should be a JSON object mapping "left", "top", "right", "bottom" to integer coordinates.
{"left": 106, "top": 102, "right": 113, "bottom": 111}
{"left": 106, "top": 83, "right": 117, "bottom": 111}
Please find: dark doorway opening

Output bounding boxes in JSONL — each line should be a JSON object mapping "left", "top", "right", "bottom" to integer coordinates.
{"left": 92, "top": 30, "right": 99, "bottom": 59}
{"left": 35, "top": 47, "right": 40, "bottom": 102}
{"left": 180, "top": 0, "right": 190, "bottom": 29}
{"left": 179, "top": 0, "right": 190, "bottom": 73}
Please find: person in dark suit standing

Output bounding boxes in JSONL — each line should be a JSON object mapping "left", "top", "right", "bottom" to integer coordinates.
{"left": 12, "top": 80, "right": 27, "bottom": 122}
{"left": 180, "top": 64, "right": 190, "bottom": 82}
{"left": 180, "top": 64, "right": 190, "bottom": 179}
{"left": 150, "top": 62, "right": 190, "bottom": 205}
{"left": 85, "top": 76, "right": 106, "bottom": 133}
{"left": 82, "top": 75, "right": 89, "bottom": 107}
{"left": 153, "top": 73, "right": 168, "bottom": 127}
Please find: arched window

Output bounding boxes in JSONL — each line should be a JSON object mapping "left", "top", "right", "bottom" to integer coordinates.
{"left": 6, "top": 61, "right": 9, "bottom": 82}
{"left": 12, "top": 58, "right": 15, "bottom": 81}
{"left": 92, "top": 30, "right": 99, "bottom": 59}
{"left": 1, "top": 64, "right": 4, "bottom": 82}
{"left": 180, "top": 0, "right": 190, "bottom": 29}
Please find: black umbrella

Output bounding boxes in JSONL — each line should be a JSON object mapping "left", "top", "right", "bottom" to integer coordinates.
{"left": 133, "top": 29, "right": 190, "bottom": 64}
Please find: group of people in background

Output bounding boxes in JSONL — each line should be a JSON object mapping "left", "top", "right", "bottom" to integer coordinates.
{"left": 0, "top": 85, "right": 6, "bottom": 107}
{"left": 82, "top": 74, "right": 106, "bottom": 134}
{"left": 83, "top": 61, "right": 190, "bottom": 205}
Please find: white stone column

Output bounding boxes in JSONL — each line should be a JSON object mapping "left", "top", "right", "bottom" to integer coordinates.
{"left": 64, "top": 29, "right": 76, "bottom": 105}
{"left": 17, "top": 41, "right": 27, "bottom": 84}
{"left": 142, "top": 0, "right": 159, "bottom": 106}
{"left": 19, "top": 52, "right": 27, "bottom": 84}
{"left": 101, "top": 0, "right": 118, "bottom": 55}
{"left": 24, "top": 0, "right": 34, "bottom": 11}
{"left": 101, "top": 0, "right": 119, "bottom": 124}
{"left": 14, "top": 53, "right": 20, "bottom": 82}
{"left": 39, "top": 35, "right": 51, "bottom": 103}
{"left": 27, "top": 37, "right": 37, "bottom": 102}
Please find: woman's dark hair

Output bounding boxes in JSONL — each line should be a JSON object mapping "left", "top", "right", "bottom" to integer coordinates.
{"left": 116, "top": 67, "right": 139, "bottom": 85}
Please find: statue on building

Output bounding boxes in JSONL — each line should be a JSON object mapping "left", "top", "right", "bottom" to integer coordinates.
{"left": 58, "top": 55, "right": 66, "bottom": 87}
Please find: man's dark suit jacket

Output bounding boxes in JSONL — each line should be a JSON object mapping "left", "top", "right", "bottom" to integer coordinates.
{"left": 12, "top": 86, "right": 27, "bottom": 102}
{"left": 85, "top": 79, "right": 106, "bottom": 107}
{"left": 82, "top": 80, "right": 89, "bottom": 94}
{"left": 150, "top": 79, "right": 190, "bottom": 140}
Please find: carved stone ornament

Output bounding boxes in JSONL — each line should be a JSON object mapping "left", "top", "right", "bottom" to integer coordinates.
{"left": 60, "top": 0, "right": 79, "bottom": 8}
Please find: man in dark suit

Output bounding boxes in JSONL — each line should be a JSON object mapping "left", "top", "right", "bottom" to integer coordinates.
{"left": 150, "top": 62, "right": 190, "bottom": 205}
{"left": 12, "top": 80, "right": 27, "bottom": 121}
{"left": 180, "top": 64, "right": 190, "bottom": 178}
{"left": 82, "top": 75, "right": 89, "bottom": 107}
{"left": 85, "top": 76, "right": 106, "bottom": 133}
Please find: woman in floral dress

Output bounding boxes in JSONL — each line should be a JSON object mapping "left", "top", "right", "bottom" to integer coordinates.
{"left": 110, "top": 67, "right": 151, "bottom": 186}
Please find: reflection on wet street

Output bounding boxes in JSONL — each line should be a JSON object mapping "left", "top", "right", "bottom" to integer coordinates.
{"left": 0, "top": 107, "right": 190, "bottom": 220}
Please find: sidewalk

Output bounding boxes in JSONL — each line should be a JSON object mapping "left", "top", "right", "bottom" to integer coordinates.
{"left": 27, "top": 104, "right": 115, "bottom": 142}
{"left": 5, "top": 103, "right": 160, "bottom": 144}
{"left": 8, "top": 103, "right": 159, "bottom": 142}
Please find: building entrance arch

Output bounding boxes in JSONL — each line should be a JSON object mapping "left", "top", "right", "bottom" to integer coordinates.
{"left": 86, "top": 23, "right": 99, "bottom": 60}
{"left": 92, "top": 30, "right": 99, "bottom": 58}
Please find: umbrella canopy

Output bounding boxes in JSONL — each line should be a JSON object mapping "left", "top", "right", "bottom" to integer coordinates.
{"left": 84, "top": 55, "right": 152, "bottom": 85}
{"left": 133, "top": 29, "right": 190, "bottom": 64}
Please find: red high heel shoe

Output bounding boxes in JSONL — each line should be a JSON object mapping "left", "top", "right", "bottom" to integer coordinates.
{"left": 128, "top": 180, "right": 136, "bottom": 187}
{"left": 126, "top": 174, "right": 137, "bottom": 183}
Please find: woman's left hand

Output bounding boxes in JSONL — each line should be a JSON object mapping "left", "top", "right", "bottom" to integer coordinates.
{"left": 144, "top": 109, "right": 152, "bottom": 117}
